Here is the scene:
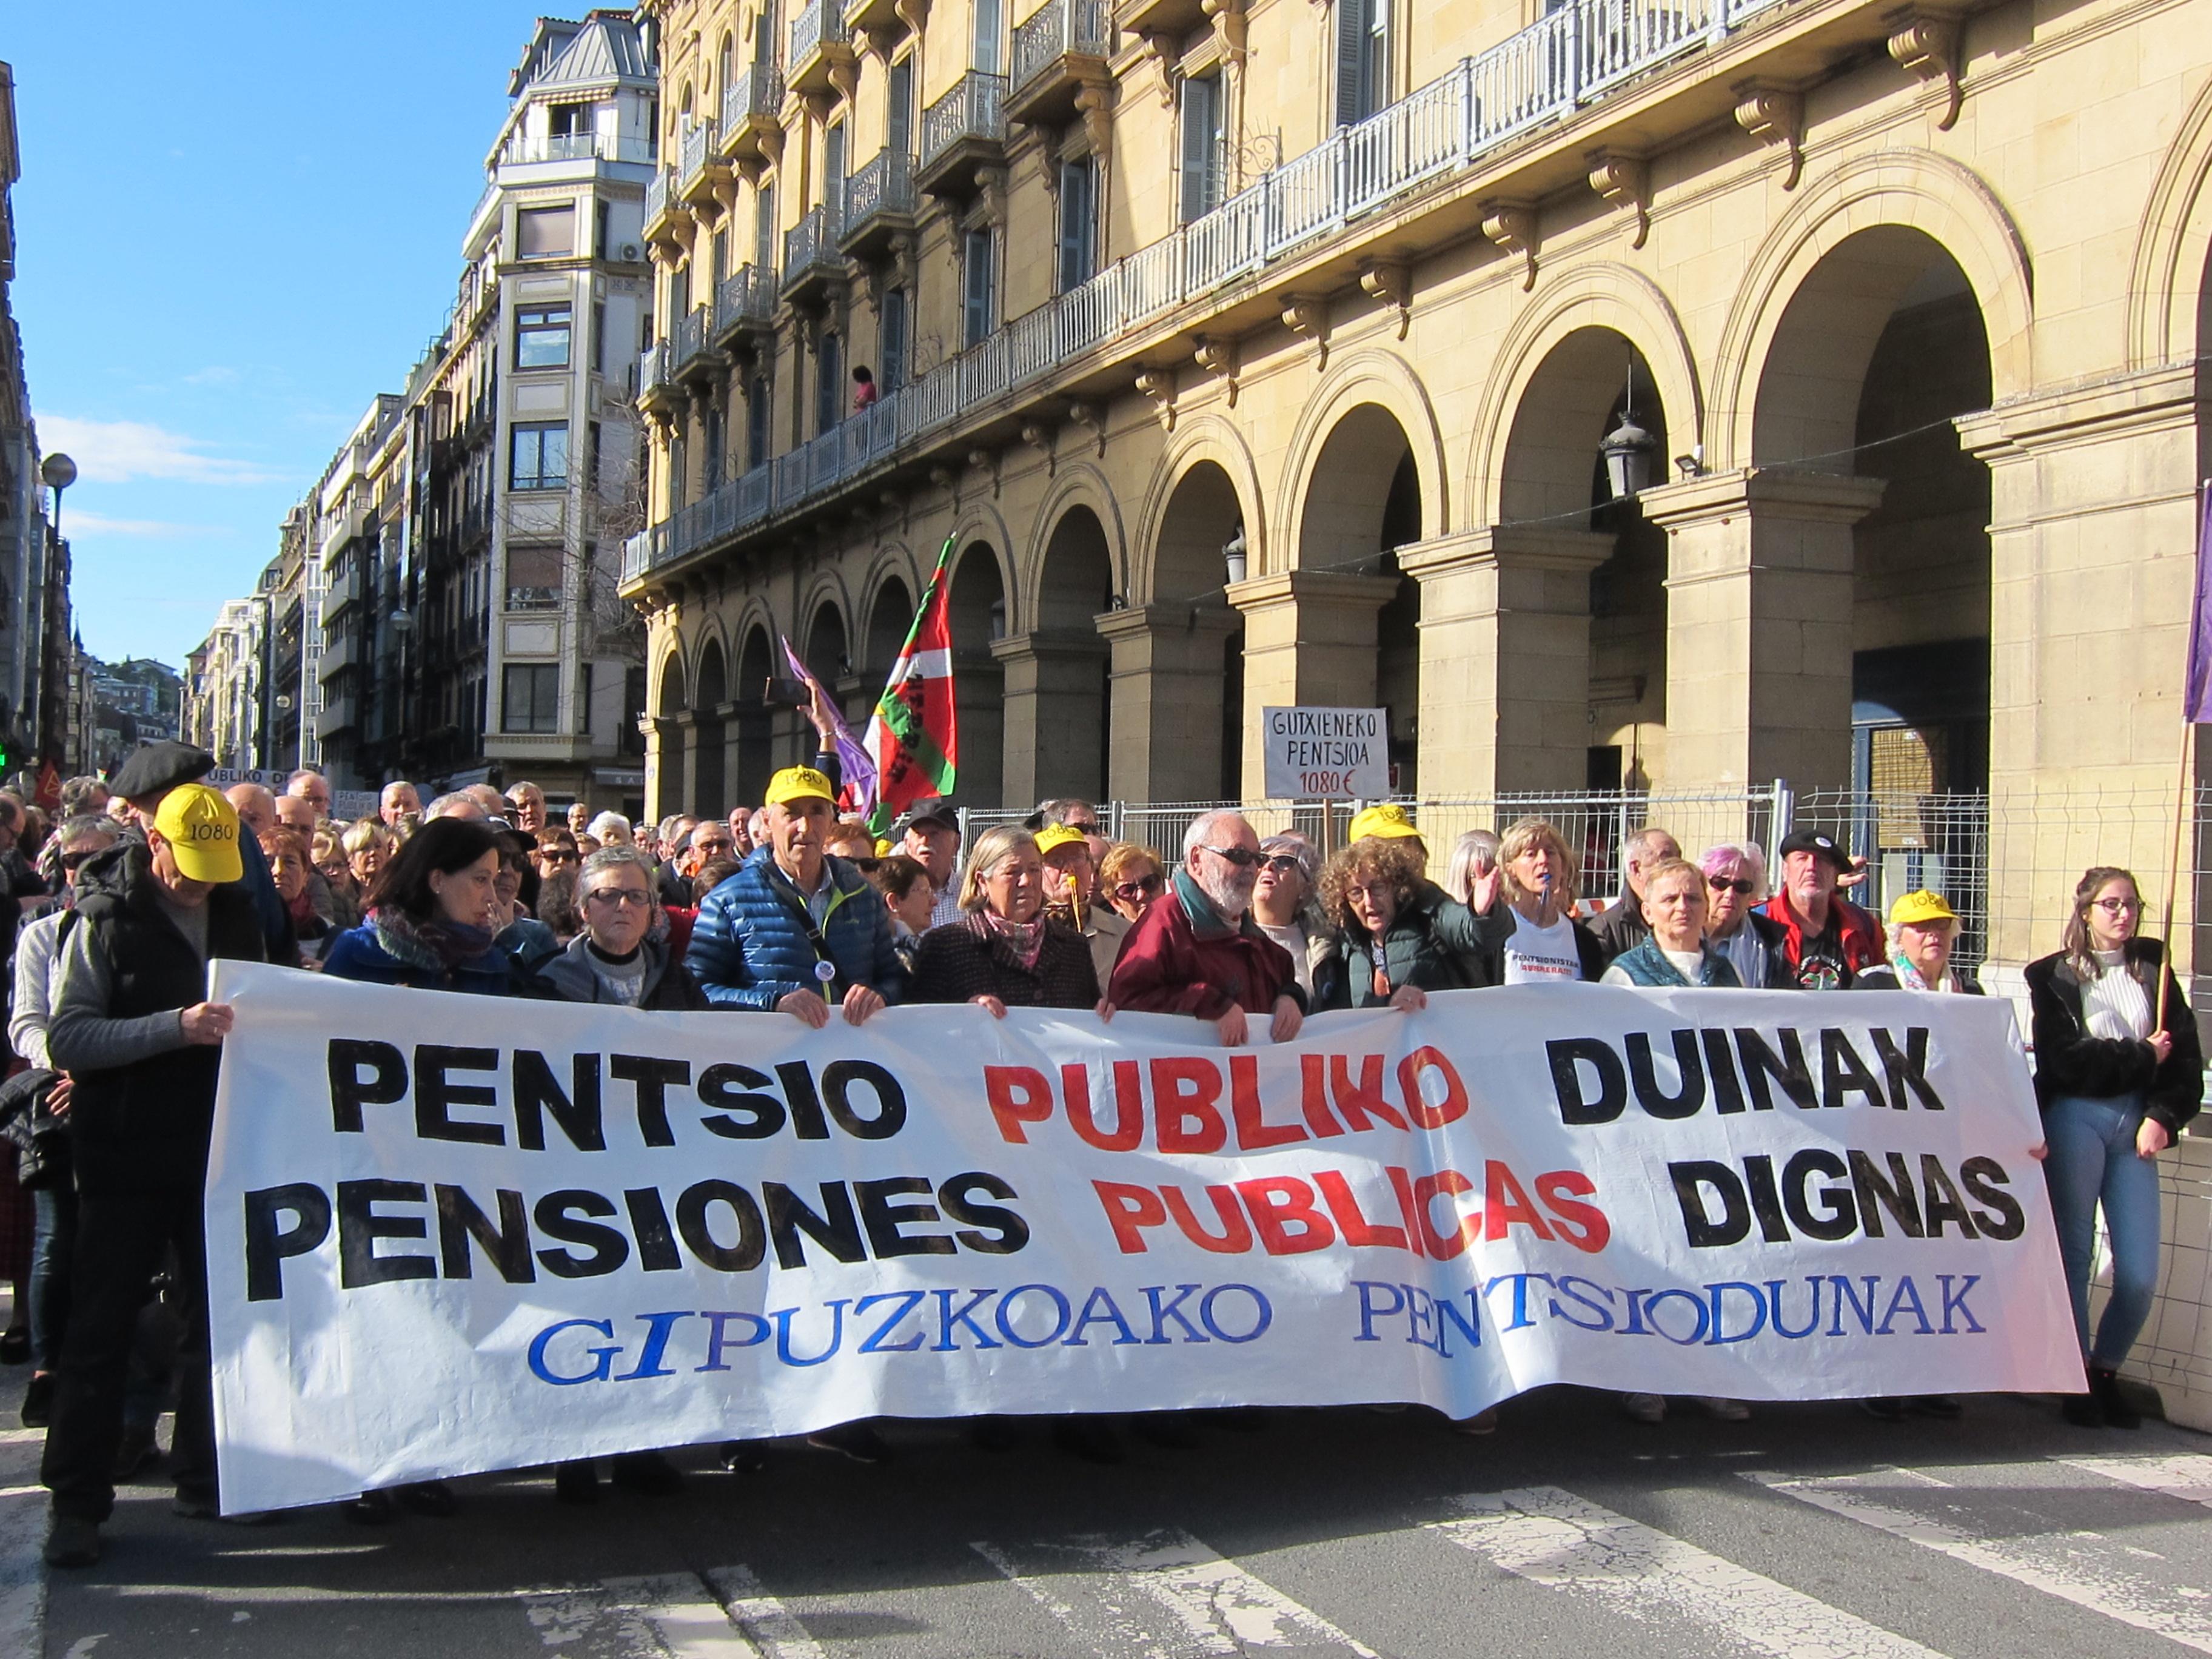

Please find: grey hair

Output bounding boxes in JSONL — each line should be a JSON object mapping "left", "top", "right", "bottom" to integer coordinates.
{"left": 1621, "top": 825, "right": 1678, "bottom": 879}
{"left": 1259, "top": 832, "right": 1321, "bottom": 923}
{"left": 578, "top": 845, "right": 658, "bottom": 895}
{"left": 1182, "top": 808, "right": 1249, "bottom": 860}
{"left": 1444, "top": 829, "right": 1501, "bottom": 905}
{"left": 587, "top": 811, "right": 632, "bottom": 843}
{"left": 425, "top": 792, "right": 488, "bottom": 820}
{"left": 1036, "top": 797, "right": 1097, "bottom": 826}
{"left": 58, "top": 813, "right": 119, "bottom": 848}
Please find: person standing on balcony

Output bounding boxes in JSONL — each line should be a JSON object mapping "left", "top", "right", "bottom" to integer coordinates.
{"left": 1755, "top": 830, "right": 1883, "bottom": 989}
{"left": 2026, "top": 866, "right": 2201, "bottom": 1430}
{"left": 851, "top": 364, "right": 877, "bottom": 411}
{"left": 1589, "top": 826, "right": 1681, "bottom": 962}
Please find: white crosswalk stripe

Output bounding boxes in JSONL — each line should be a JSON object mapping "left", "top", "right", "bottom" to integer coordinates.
{"left": 1749, "top": 1465, "right": 2212, "bottom": 1655}
{"left": 2059, "top": 1450, "right": 2212, "bottom": 1510}
{"left": 973, "top": 1527, "right": 1380, "bottom": 1657}
{"left": 1429, "top": 1486, "right": 1951, "bottom": 1659}
{"left": 525, "top": 1564, "right": 822, "bottom": 1657}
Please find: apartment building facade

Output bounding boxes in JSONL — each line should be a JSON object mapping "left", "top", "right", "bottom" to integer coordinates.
{"left": 622, "top": 0, "right": 2212, "bottom": 966}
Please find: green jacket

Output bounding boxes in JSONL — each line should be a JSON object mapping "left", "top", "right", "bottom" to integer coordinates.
{"left": 1314, "top": 882, "right": 1510, "bottom": 1010}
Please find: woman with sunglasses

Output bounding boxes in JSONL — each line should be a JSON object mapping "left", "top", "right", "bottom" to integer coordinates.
{"left": 534, "top": 827, "right": 582, "bottom": 879}
{"left": 2026, "top": 866, "right": 2202, "bottom": 1428}
{"left": 1697, "top": 842, "right": 1797, "bottom": 988}
{"left": 1099, "top": 843, "right": 1165, "bottom": 924}
{"left": 1251, "top": 834, "right": 1329, "bottom": 999}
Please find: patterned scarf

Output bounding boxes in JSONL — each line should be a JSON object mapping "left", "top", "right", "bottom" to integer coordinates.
{"left": 970, "top": 907, "right": 1047, "bottom": 971}
{"left": 1886, "top": 947, "right": 1948, "bottom": 993}
{"left": 367, "top": 905, "right": 495, "bottom": 975}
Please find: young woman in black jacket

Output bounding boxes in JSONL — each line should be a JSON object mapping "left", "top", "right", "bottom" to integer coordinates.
{"left": 2025, "top": 865, "right": 2204, "bottom": 1427}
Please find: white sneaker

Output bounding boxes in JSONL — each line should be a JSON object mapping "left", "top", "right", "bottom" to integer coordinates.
{"left": 1621, "top": 1392, "right": 1666, "bottom": 1424}
{"left": 1697, "top": 1396, "right": 1751, "bottom": 1421}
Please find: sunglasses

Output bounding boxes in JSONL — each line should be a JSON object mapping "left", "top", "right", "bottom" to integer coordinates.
{"left": 59, "top": 851, "right": 97, "bottom": 873}
{"left": 1707, "top": 875, "right": 1756, "bottom": 896}
{"left": 1198, "top": 845, "right": 1261, "bottom": 868}
{"left": 1260, "top": 854, "right": 1303, "bottom": 874}
{"left": 539, "top": 850, "right": 580, "bottom": 865}
{"left": 1113, "top": 874, "right": 1163, "bottom": 902}
{"left": 586, "top": 888, "right": 653, "bottom": 907}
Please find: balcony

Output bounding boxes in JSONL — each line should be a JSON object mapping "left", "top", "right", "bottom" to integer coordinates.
{"left": 678, "top": 118, "right": 731, "bottom": 210}
{"left": 500, "top": 130, "right": 656, "bottom": 168}
{"left": 917, "top": 72, "right": 1006, "bottom": 198}
{"left": 712, "top": 264, "right": 777, "bottom": 357}
{"left": 637, "top": 341, "right": 679, "bottom": 415}
{"left": 672, "top": 306, "right": 719, "bottom": 386}
{"left": 1113, "top": 0, "right": 1204, "bottom": 46}
{"left": 322, "top": 565, "right": 363, "bottom": 619}
{"left": 318, "top": 633, "right": 358, "bottom": 680}
{"left": 720, "top": 61, "right": 785, "bottom": 166}
{"left": 781, "top": 204, "right": 846, "bottom": 306}
{"left": 839, "top": 150, "right": 917, "bottom": 261}
{"left": 1008, "top": 0, "right": 1111, "bottom": 127}
{"left": 626, "top": 0, "right": 1809, "bottom": 595}
{"left": 643, "top": 168, "right": 684, "bottom": 247}
{"left": 787, "top": 0, "right": 856, "bottom": 99}
{"left": 314, "top": 695, "right": 358, "bottom": 742}
{"left": 505, "top": 586, "right": 565, "bottom": 612}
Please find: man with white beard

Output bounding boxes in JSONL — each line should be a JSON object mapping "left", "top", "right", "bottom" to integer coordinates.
{"left": 1107, "top": 809, "right": 1305, "bottom": 1047}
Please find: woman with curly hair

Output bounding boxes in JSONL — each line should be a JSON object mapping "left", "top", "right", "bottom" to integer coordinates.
{"left": 1312, "top": 835, "right": 1504, "bottom": 1011}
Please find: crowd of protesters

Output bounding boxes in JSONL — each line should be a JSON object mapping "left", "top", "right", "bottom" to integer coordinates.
{"left": 0, "top": 739, "right": 2196, "bottom": 1567}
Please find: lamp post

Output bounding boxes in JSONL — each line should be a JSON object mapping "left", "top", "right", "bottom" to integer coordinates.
{"left": 1222, "top": 525, "right": 1248, "bottom": 586}
{"left": 1599, "top": 354, "right": 1657, "bottom": 501}
{"left": 40, "top": 453, "right": 76, "bottom": 537}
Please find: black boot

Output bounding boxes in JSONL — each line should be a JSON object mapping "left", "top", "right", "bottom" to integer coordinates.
{"left": 2091, "top": 1366, "right": 2143, "bottom": 1430}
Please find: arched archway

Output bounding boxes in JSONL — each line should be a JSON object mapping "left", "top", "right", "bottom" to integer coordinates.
{"left": 1117, "top": 460, "right": 1247, "bottom": 802}
{"left": 803, "top": 598, "right": 851, "bottom": 765}
{"left": 947, "top": 541, "right": 1006, "bottom": 806}
{"left": 692, "top": 637, "right": 728, "bottom": 819}
{"left": 732, "top": 624, "right": 774, "bottom": 808}
{"left": 1005, "top": 507, "right": 1113, "bottom": 803}
{"left": 651, "top": 649, "right": 688, "bottom": 820}
{"left": 864, "top": 575, "right": 916, "bottom": 677}
{"left": 1244, "top": 403, "right": 1420, "bottom": 795}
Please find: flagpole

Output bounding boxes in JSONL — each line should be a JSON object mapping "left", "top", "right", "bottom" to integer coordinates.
{"left": 2161, "top": 475, "right": 2212, "bottom": 1037}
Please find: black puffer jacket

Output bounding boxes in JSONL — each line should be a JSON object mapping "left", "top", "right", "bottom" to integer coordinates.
{"left": 2025, "top": 938, "right": 2204, "bottom": 1134}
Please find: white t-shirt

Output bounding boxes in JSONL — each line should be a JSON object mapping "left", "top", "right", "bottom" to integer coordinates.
{"left": 1503, "top": 910, "right": 1585, "bottom": 985}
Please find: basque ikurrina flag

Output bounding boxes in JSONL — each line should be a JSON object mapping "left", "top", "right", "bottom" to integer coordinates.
{"left": 865, "top": 536, "right": 959, "bottom": 833}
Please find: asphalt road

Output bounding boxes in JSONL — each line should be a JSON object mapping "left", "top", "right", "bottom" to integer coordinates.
{"left": 10, "top": 1353, "right": 2212, "bottom": 1659}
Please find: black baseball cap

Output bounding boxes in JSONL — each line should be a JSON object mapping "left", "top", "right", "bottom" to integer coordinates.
{"left": 894, "top": 799, "right": 959, "bottom": 835}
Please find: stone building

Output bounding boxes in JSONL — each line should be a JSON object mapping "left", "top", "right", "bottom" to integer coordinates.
{"left": 620, "top": 0, "right": 2206, "bottom": 967}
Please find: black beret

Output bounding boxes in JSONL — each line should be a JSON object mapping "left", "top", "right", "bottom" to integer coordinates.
{"left": 109, "top": 742, "right": 216, "bottom": 803}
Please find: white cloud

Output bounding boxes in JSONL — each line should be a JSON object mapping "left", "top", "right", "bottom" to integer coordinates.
{"left": 38, "top": 415, "right": 278, "bottom": 486}
{"left": 66, "top": 511, "right": 221, "bottom": 538}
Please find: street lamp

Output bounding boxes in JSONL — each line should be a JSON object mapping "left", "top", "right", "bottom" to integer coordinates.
{"left": 41, "top": 453, "right": 76, "bottom": 538}
{"left": 1222, "top": 525, "right": 1248, "bottom": 586}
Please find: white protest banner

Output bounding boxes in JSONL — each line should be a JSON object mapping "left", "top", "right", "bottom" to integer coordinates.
{"left": 204, "top": 962, "right": 2077, "bottom": 1513}
{"left": 1260, "top": 706, "right": 1389, "bottom": 799}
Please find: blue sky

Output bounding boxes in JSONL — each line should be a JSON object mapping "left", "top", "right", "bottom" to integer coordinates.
{"left": 7, "top": 2, "right": 566, "bottom": 668}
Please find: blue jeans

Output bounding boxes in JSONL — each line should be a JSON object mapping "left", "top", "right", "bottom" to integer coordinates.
{"left": 30, "top": 1184, "right": 73, "bottom": 1372}
{"left": 2043, "top": 1092, "right": 2164, "bottom": 1368}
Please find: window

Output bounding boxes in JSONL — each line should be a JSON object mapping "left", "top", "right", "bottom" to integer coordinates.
{"left": 816, "top": 330, "right": 842, "bottom": 435}
{"left": 963, "top": 226, "right": 995, "bottom": 346}
{"left": 1057, "top": 156, "right": 1096, "bottom": 292}
{"left": 880, "top": 288, "right": 908, "bottom": 392}
{"left": 511, "top": 423, "right": 569, "bottom": 491}
{"left": 746, "top": 374, "right": 772, "bottom": 468}
{"left": 1335, "top": 0, "right": 1391, "bottom": 126}
{"left": 551, "top": 102, "right": 592, "bottom": 138}
{"left": 888, "top": 58, "right": 915, "bottom": 156}
{"left": 515, "top": 305, "right": 572, "bottom": 369}
{"left": 704, "top": 406, "right": 724, "bottom": 488}
{"left": 595, "top": 201, "right": 611, "bottom": 259}
{"left": 506, "top": 546, "right": 563, "bottom": 609}
{"left": 517, "top": 204, "right": 577, "bottom": 258}
{"left": 824, "top": 122, "right": 847, "bottom": 217}
{"left": 579, "top": 661, "right": 595, "bottom": 737}
{"left": 711, "top": 228, "right": 729, "bottom": 286}
{"left": 621, "top": 666, "right": 648, "bottom": 756}
{"left": 1180, "top": 75, "right": 1224, "bottom": 223}
{"left": 588, "top": 420, "right": 603, "bottom": 490}
{"left": 591, "top": 300, "right": 606, "bottom": 372}
{"left": 669, "top": 435, "right": 688, "bottom": 511}
{"left": 502, "top": 663, "right": 560, "bottom": 734}
{"left": 671, "top": 263, "right": 691, "bottom": 317}
{"left": 973, "top": 0, "right": 1002, "bottom": 75}
{"left": 755, "top": 181, "right": 777, "bottom": 270}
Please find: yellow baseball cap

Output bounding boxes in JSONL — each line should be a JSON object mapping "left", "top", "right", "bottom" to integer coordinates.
{"left": 152, "top": 783, "right": 244, "bottom": 884}
{"left": 1349, "top": 803, "right": 1423, "bottom": 842}
{"left": 1035, "top": 823, "right": 1090, "bottom": 857}
{"left": 1889, "top": 890, "right": 1957, "bottom": 928}
{"left": 764, "top": 766, "right": 836, "bottom": 808}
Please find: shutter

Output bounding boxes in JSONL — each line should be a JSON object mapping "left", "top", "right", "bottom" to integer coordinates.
{"left": 888, "top": 58, "right": 914, "bottom": 155}
{"left": 881, "top": 289, "right": 908, "bottom": 390}
{"left": 965, "top": 229, "right": 994, "bottom": 343}
{"left": 1179, "top": 78, "right": 1215, "bottom": 221}
{"left": 756, "top": 183, "right": 777, "bottom": 269}
{"left": 1333, "top": 0, "right": 1366, "bottom": 127}
{"left": 974, "top": 0, "right": 1002, "bottom": 75}
{"left": 1057, "top": 158, "right": 1094, "bottom": 292}
{"left": 825, "top": 123, "right": 846, "bottom": 220}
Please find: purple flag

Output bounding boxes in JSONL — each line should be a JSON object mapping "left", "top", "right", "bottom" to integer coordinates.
{"left": 781, "top": 635, "right": 877, "bottom": 820}
{"left": 2190, "top": 485, "right": 2212, "bottom": 725}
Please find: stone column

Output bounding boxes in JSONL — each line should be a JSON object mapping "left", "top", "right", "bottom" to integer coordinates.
{"left": 993, "top": 629, "right": 1113, "bottom": 807}
{"left": 1959, "top": 363, "right": 2204, "bottom": 970}
{"left": 1096, "top": 603, "right": 1244, "bottom": 805}
{"left": 671, "top": 711, "right": 706, "bottom": 817}
{"left": 646, "top": 715, "right": 686, "bottom": 822}
{"left": 954, "top": 649, "right": 1007, "bottom": 807}
{"left": 1225, "top": 571, "right": 1399, "bottom": 799}
{"left": 1395, "top": 527, "right": 1615, "bottom": 797}
{"left": 1639, "top": 468, "right": 1885, "bottom": 795}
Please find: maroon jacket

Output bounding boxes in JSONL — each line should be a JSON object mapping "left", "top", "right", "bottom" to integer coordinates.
{"left": 1108, "top": 870, "right": 1304, "bottom": 1021}
{"left": 1755, "top": 888, "right": 1885, "bottom": 990}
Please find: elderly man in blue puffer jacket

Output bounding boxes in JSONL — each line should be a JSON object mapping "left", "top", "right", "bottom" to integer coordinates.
{"left": 686, "top": 765, "right": 906, "bottom": 1024}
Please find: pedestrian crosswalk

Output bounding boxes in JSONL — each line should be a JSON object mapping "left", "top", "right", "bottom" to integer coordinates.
{"left": 508, "top": 1450, "right": 2212, "bottom": 1659}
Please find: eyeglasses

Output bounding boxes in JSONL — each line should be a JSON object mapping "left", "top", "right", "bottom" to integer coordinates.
{"left": 1113, "top": 874, "right": 1163, "bottom": 902}
{"left": 1708, "top": 875, "right": 1756, "bottom": 896}
{"left": 586, "top": 888, "right": 653, "bottom": 907}
{"left": 2092, "top": 897, "right": 2142, "bottom": 914}
{"left": 1198, "top": 845, "right": 1261, "bottom": 868}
